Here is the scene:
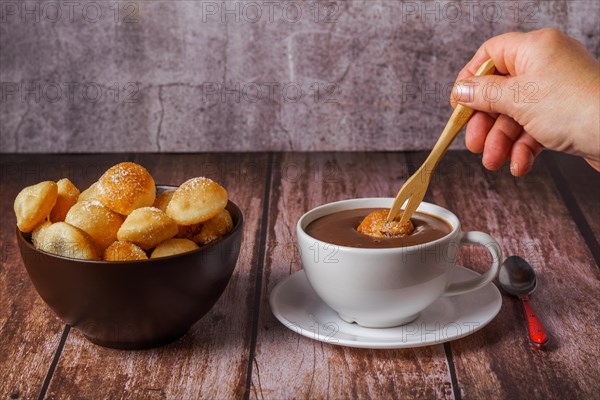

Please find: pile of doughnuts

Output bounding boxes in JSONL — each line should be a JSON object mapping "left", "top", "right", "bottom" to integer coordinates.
{"left": 357, "top": 209, "right": 414, "bottom": 238}
{"left": 14, "top": 162, "right": 233, "bottom": 261}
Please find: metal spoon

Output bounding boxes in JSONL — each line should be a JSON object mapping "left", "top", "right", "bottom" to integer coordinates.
{"left": 499, "top": 256, "right": 548, "bottom": 349}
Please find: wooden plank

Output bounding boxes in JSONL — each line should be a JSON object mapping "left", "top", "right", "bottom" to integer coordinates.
{"left": 550, "top": 153, "right": 600, "bottom": 239}
{"left": 44, "top": 153, "right": 268, "bottom": 399}
{"left": 0, "top": 154, "right": 128, "bottom": 399}
{"left": 545, "top": 152, "right": 600, "bottom": 264}
{"left": 408, "top": 151, "right": 600, "bottom": 399}
{"left": 252, "top": 153, "right": 455, "bottom": 399}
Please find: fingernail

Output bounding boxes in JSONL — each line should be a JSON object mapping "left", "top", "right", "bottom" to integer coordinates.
{"left": 452, "top": 82, "right": 474, "bottom": 103}
{"left": 510, "top": 162, "right": 519, "bottom": 176}
{"left": 484, "top": 160, "right": 500, "bottom": 171}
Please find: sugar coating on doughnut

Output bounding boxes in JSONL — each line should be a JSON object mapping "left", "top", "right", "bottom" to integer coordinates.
{"left": 14, "top": 181, "right": 58, "bottom": 232}
{"left": 65, "top": 201, "right": 125, "bottom": 250}
{"left": 192, "top": 209, "right": 233, "bottom": 245}
{"left": 357, "top": 209, "right": 414, "bottom": 238}
{"left": 34, "top": 222, "right": 100, "bottom": 260}
{"left": 103, "top": 241, "right": 148, "bottom": 261}
{"left": 78, "top": 182, "right": 100, "bottom": 203}
{"left": 150, "top": 238, "right": 199, "bottom": 259}
{"left": 97, "top": 162, "right": 156, "bottom": 215}
{"left": 32, "top": 220, "right": 52, "bottom": 248}
{"left": 153, "top": 189, "right": 176, "bottom": 213}
{"left": 50, "top": 178, "right": 80, "bottom": 222}
{"left": 166, "top": 177, "right": 228, "bottom": 225}
{"left": 117, "top": 207, "right": 178, "bottom": 250}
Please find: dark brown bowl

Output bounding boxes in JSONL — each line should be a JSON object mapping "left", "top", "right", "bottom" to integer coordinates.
{"left": 17, "top": 189, "right": 243, "bottom": 349}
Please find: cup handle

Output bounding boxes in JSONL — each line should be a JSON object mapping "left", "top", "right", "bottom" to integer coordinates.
{"left": 444, "top": 231, "right": 502, "bottom": 297}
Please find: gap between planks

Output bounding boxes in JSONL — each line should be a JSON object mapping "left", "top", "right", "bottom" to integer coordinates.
{"left": 29, "top": 153, "right": 275, "bottom": 400}
{"left": 543, "top": 153, "right": 600, "bottom": 269}
{"left": 30, "top": 151, "right": 598, "bottom": 399}
{"left": 38, "top": 325, "right": 71, "bottom": 400}
{"left": 33, "top": 155, "right": 135, "bottom": 400}
{"left": 244, "top": 152, "right": 275, "bottom": 400}
{"left": 406, "top": 153, "right": 462, "bottom": 400}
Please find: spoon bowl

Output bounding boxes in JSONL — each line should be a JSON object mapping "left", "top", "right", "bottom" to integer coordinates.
{"left": 499, "top": 256, "right": 537, "bottom": 296}
{"left": 499, "top": 256, "right": 548, "bottom": 349}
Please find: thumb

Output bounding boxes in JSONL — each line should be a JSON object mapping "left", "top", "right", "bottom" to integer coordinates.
{"left": 451, "top": 75, "right": 519, "bottom": 116}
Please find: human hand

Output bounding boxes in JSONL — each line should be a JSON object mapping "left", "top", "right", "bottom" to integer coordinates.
{"left": 451, "top": 28, "right": 600, "bottom": 175}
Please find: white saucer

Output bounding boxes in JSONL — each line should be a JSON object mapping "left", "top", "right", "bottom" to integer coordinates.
{"left": 269, "top": 267, "right": 502, "bottom": 349}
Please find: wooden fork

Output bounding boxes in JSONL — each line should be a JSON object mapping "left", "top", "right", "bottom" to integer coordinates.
{"left": 388, "top": 59, "right": 496, "bottom": 223}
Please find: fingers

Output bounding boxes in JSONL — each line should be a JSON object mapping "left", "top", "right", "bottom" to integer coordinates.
{"left": 482, "top": 114, "right": 523, "bottom": 170}
{"left": 452, "top": 75, "right": 520, "bottom": 118}
{"left": 455, "top": 31, "right": 525, "bottom": 82}
{"left": 465, "top": 112, "right": 529, "bottom": 174}
{"left": 452, "top": 30, "right": 548, "bottom": 176}
{"left": 585, "top": 158, "right": 600, "bottom": 172}
{"left": 450, "top": 31, "right": 525, "bottom": 109}
{"left": 509, "top": 133, "right": 543, "bottom": 176}
{"left": 465, "top": 112, "right": 495, "bottom": 154}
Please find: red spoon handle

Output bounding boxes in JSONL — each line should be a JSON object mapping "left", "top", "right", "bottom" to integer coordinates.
{"left": 519, "top": 294, "right": 548, "bottom": 349}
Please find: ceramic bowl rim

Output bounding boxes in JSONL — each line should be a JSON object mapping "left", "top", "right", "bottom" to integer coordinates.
{"left": 296, "top": 197, "right": 461, "bottom": 253}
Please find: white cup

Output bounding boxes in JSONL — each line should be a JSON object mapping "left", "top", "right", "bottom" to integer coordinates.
{"left": 297, "top": 198, "right": 502, "bottom": 328}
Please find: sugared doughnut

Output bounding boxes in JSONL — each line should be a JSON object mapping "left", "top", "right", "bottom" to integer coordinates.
{"left": 34, "top": 222, "right": 100, "bottom": 260}
{"left": 103, "top": 241, "right": 148, "bottom": 261}
{"left": 50, "top": 178, "right": 80, "bottom": 222}
{"left": 78, "top": 182, "right": 100, "bottom": 203}
{"left": 166, "top": 177, "right": 227, "bottom": 225}
{"left": 14, "top": 181, "right": 58, "bottom": 232}
{"left": 13, "top": 162, "right": 235, "bottom": 264}
{"left": 192, "top": 209, "right": 233, "bottom": 245}
{"left": 32, "top": 220, "right": 52, "bottom": 248}
{"left": 65, "top": 201, "right": 125, "bottom": 250}
{"left": 153, "top": 189, "right": 176, "bottom": 213}
{"left": 96, "top": 162, "right": 156, "bottom": 215}
{"left": 150, "top": 238, "right": 199, "bottom": 259}
{"left": 176, "top": 223, "right": 203, "bottom": 239}
{"left": 357, "top": 209, "right": 414, "bottom": 238}
{"left": 117, "top": 207, "right": 178, "bottom": 249}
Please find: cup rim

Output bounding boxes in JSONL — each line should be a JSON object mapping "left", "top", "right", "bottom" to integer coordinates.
{"left": 17, "top": 198, "right": 244, "bottom": 266}
{"left": 297, "top": 198, "right": 461, "bottom": 253}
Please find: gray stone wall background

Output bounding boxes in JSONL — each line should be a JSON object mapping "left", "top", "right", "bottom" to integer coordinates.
{"left": 1, "top": 0, "right": 598, "bottom": 153}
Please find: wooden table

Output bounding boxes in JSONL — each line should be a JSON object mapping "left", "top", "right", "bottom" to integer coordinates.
{"left": 1, "top": 151, "right": 599, "bottom": 400}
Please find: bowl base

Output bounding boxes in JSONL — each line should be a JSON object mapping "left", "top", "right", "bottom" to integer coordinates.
{"left": 338, "top": 312, "right": 420, "bottom": 328}
{"left": 83, "top": 329, "right": 190, "bottom": 350}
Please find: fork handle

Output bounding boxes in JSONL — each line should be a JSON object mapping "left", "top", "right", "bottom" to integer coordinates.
{"left": 422, "top": 59, "right": 496, "bottom": 172}
{"left": 389, "top": 59, "right": 496, "bottom": 224}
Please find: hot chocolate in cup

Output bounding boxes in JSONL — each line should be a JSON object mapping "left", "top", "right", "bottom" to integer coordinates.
{"left": 296, "top": 198, "right": 502, "bottom": 328}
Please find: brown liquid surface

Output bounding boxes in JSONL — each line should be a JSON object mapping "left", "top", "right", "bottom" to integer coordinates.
{"left": 305, "top": 208, "right": 452, "bottom": 248}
